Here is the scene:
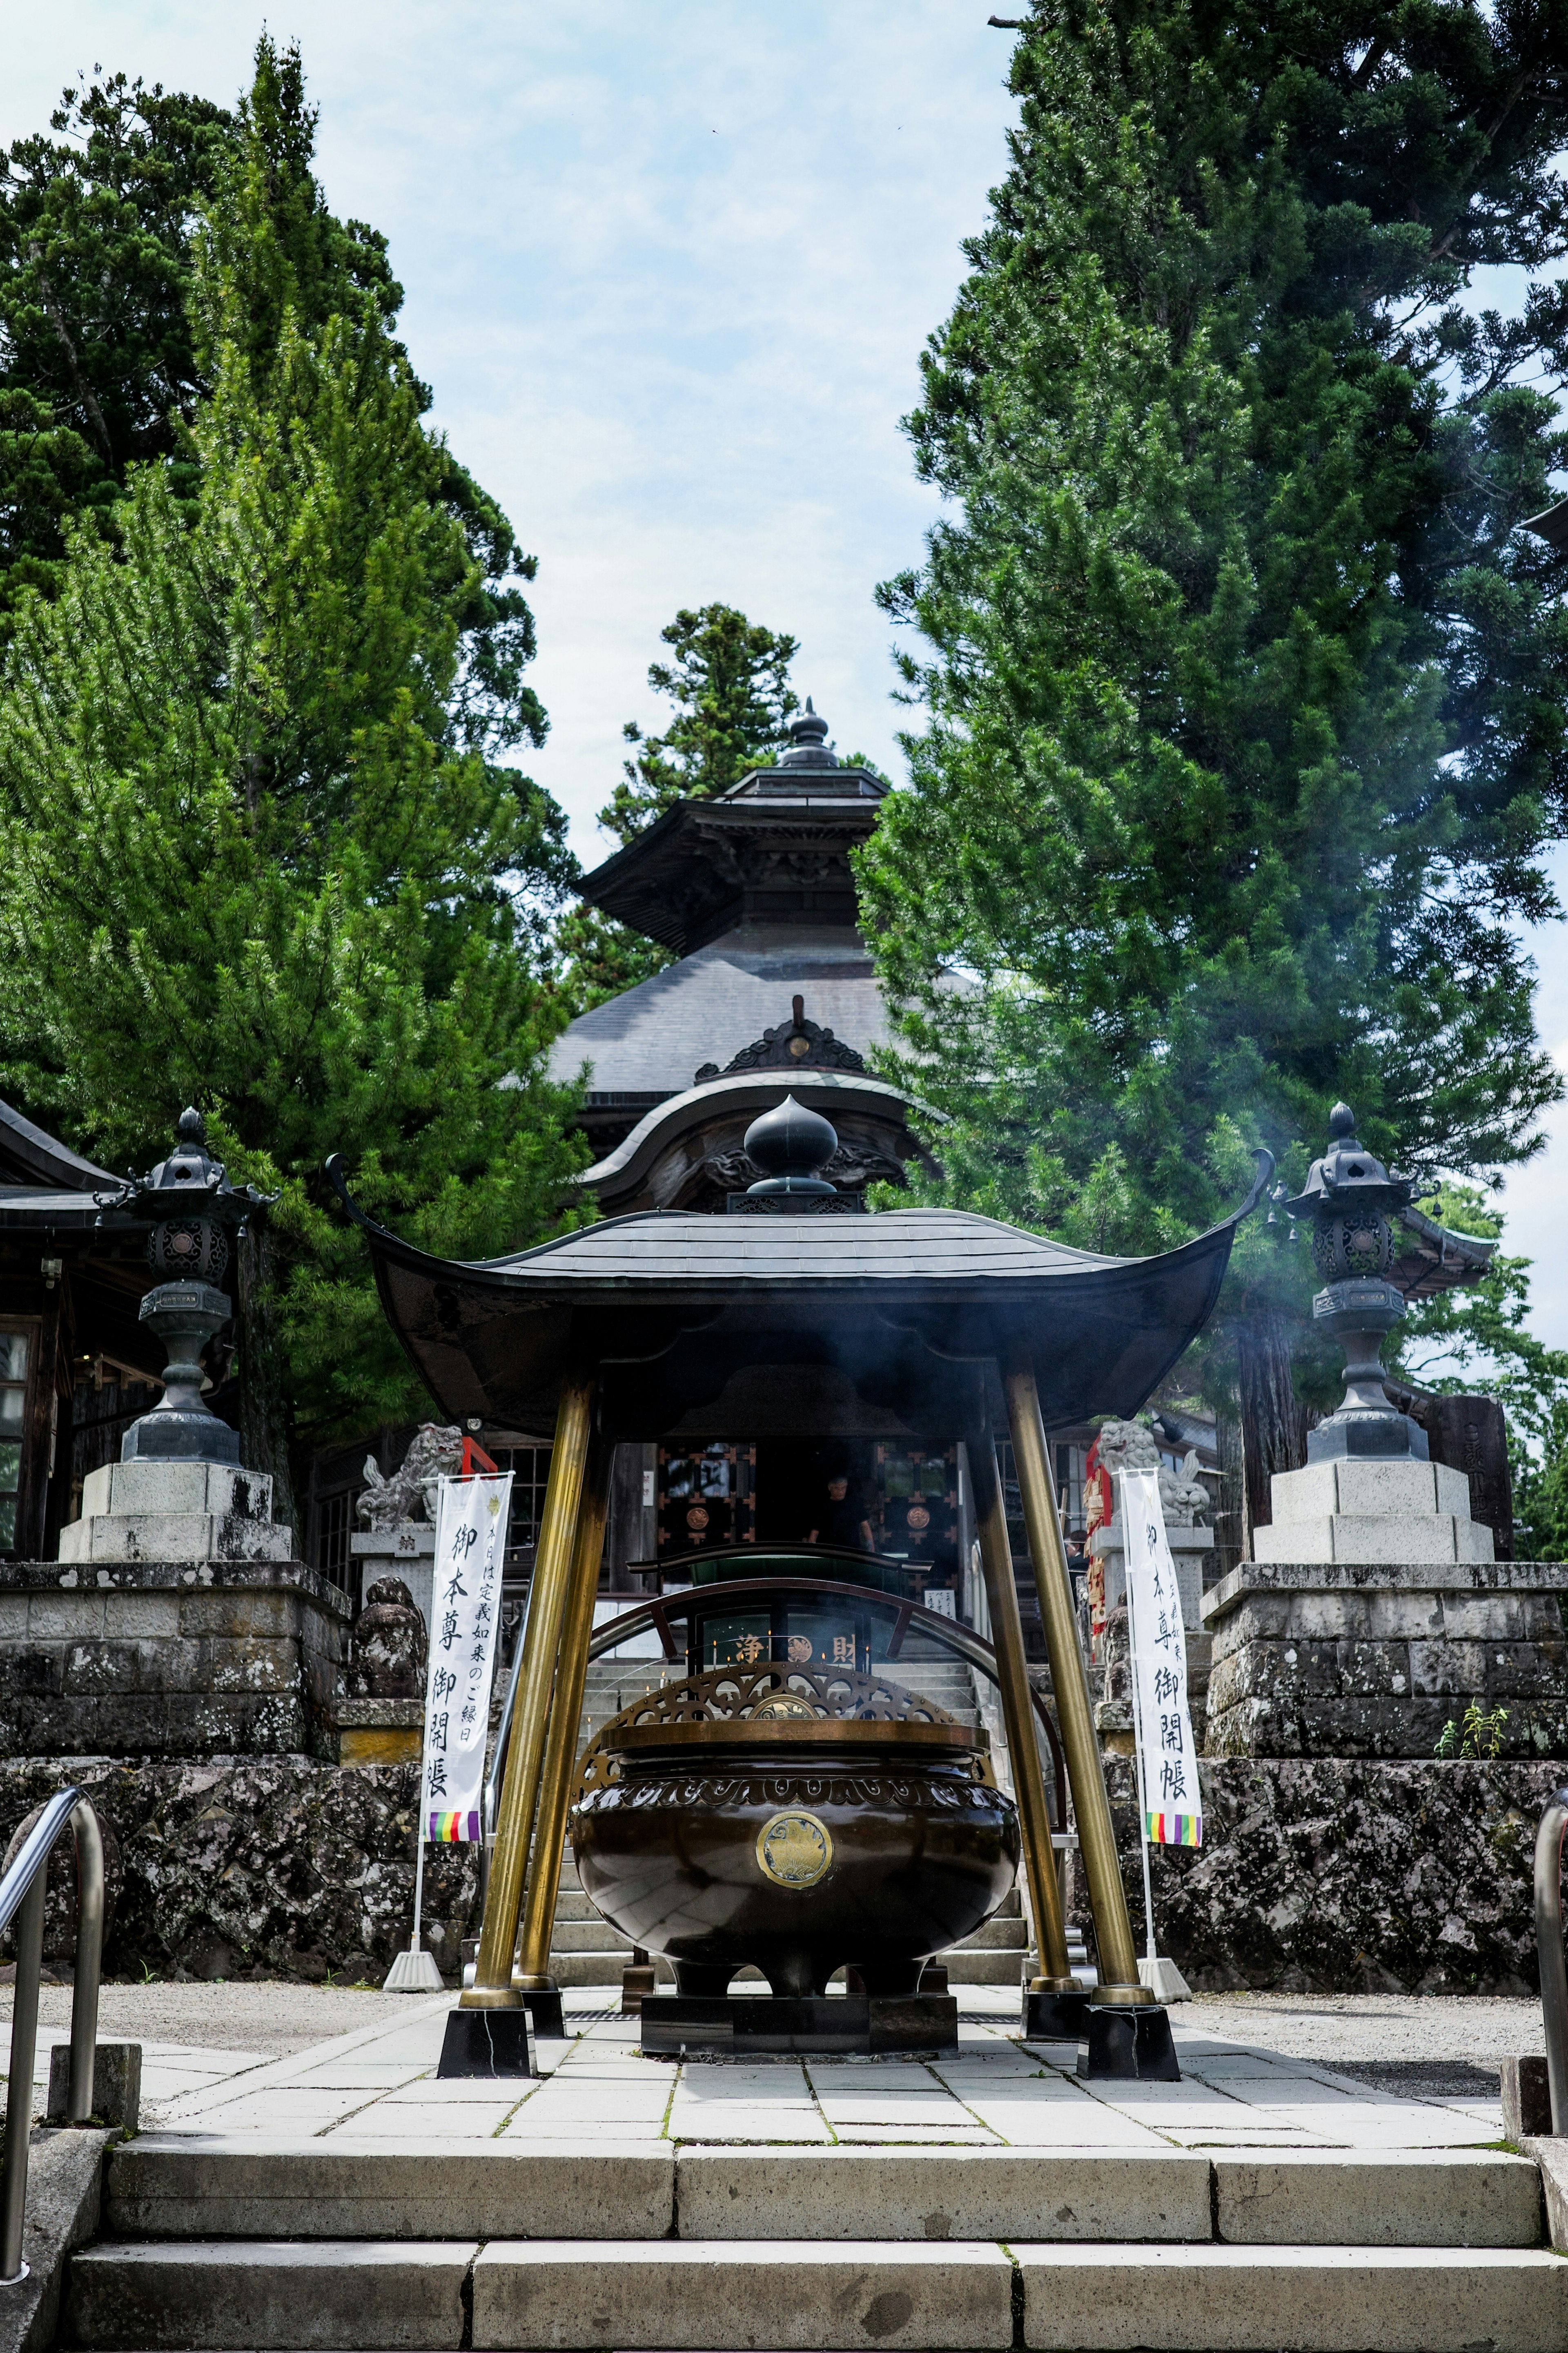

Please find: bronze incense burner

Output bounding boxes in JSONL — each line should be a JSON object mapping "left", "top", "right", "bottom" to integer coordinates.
{"left": 570, "top": 1666, "right": 1019, "bottom": 2009}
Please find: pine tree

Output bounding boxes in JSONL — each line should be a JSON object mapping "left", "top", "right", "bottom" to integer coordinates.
{"left": 0, "top": 40, "right": 586, "bottom": 1505}
{"left": 553, "top": 601, "right": 802, "bottom": 1011}
{"left": 862, "top": 0, "right": 1568, "bottom": 1517}
{"left": 599, "top": 602, "right": 799, "bottom": 841}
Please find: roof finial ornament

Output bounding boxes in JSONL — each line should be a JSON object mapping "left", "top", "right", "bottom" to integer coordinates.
{"left": 779, "top": 698, "right": 838, "bottom": 770}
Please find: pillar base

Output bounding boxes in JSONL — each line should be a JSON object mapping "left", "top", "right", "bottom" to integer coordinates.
{"left": 436, "top": 2006, "right": 536, "bottom": 2079}
{"left": 1022, "top": 1985, "right": 1092, "bottom": 2042}
{"left": 1077, "top": 1998, "right": 1180, "bottom": 2082}
{"left": 520, "top": 1983, "right": 565, "bottom": 2039}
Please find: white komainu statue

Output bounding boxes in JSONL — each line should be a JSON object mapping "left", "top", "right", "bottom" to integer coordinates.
{"left": 1094, "top": 1416, "right": 1210, "bottom": 1528}
{"left": 356, "top": 1423, "right": 465, "bottom": 1532}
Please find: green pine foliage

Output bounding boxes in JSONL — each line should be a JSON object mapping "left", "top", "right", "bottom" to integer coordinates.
{"left": 599, "top": 602, "right": 799, "bottom": 842}
{"left": 553, "top": 601, "right": 804, "bottom": 1012}
{"left": 0, "top": 40, "right": 588, "bottom": 1474}
{"left": 0, "top": 73, "right": 232, "bottom": 640}
{"left": 861, "top": 0, "right": 1568, "bottom": 1274}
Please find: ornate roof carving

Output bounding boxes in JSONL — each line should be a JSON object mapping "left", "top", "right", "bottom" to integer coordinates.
{"left": 695, "top": 996, "right": 866, "bottom": 1084}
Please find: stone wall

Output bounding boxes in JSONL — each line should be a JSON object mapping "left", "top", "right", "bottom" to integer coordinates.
{"left": 1079, "top": 1754, "right": 1568, "bottom": 1995}
{"left": 0, "top": 1560, "right": 349, "bottom": 1761}
{"left": 0, "top": 1757, "right": 476, "bottom": 1982}
{"left": 1203, "top": 1559, "right": 1568, "bottom": 1758}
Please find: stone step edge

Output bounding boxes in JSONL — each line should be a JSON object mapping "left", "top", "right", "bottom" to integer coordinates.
{"left": 105, "top": 2144, "right": 1549, "bottom": 2251}
{"left": 66, "top": 2237, "right": 1568, "bottom": 2353}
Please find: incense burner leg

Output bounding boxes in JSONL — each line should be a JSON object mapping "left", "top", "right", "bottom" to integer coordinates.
{"left": 463, "top": 1372, "right": 595, "bottom": 2011}
{"left": 1004, "top": 1362, "right": 1175, "bottom": 2072}
{"left": 966, "top": 1416, "right": 1078, "bottom": 2007}
{"left": 516, "top": 1435, "right": 612, "bottom": 1999}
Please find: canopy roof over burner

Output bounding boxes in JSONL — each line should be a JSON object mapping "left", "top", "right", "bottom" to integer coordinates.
{"left": 327, "top": 1157, "right": 1275, "bottom": 1442}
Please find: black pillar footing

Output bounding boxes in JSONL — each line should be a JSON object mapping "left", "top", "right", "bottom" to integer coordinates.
{"left": 521, "top": 1985, "right": 565, "bottom": 2040}
{"left": 1076, "top": 2000, "right": 1180, "bottom": 2082}
{"left": 1022, "top": 1986, "right": 1093, "bottom": 2042}
{"left": 436, "top": 2006, "right": 537, "bottom": 2079}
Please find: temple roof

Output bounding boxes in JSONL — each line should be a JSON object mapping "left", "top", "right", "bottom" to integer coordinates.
{"left": 550, "top": 925, "right": 898, "bottom": 1120}
{"left": 0, "top": 1095, "right": 116, "bottom": 1192}
{"left": 329, "top": 1158, "right": 1274, "bottom": 1441}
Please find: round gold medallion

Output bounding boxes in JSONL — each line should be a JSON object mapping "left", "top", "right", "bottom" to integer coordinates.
{"left": 755, "top": 1809, "right": 833, "bottom": 1889}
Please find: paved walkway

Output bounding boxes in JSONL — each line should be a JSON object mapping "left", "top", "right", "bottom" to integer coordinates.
{"left": 15, "top": 1987, "right": 1526, "bottom": 2152}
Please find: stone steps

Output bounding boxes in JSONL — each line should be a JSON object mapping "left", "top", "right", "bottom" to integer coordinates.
{"left": 70, "top": 2235, "right": 1568, "bottom": 2352}
{"left": 100, "top": 2139, "right": 1550, "bottom": 2246}
{"left": 78, "top": 2140, "right": 1562, "bottom": 2349}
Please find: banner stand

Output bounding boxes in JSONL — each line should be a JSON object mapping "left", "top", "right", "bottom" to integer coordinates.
{"left": 1117, "top": 1467, "right": 1197, "bottom": 2007}
{"left": 384, "top": 1455, "right": 512, "bottom": 1994}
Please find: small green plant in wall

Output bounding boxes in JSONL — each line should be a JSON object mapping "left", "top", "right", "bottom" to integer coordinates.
{"left": 1435, "top": 1703, "right": 1510, "bottom": 1760}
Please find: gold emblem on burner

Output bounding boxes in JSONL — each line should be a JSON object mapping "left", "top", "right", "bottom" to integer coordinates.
{"left": 755, "top": 1809, "right": 833, "bottom": 1888}
{"left": 751, "top": 1692, "right": 816, "bottom": 1719}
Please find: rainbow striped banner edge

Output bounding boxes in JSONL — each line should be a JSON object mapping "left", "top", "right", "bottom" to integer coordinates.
{"left": 428, "top": 1809, "right": 481, "bottom": 1844}
{"left": 1145, "top": 1810, "right": 1202, "bottom": 1848}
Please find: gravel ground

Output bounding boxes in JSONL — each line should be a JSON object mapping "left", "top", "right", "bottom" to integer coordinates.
{"left": 0, "top": 1980, "right": 429, "bottom": 2058}
{"left": 0, "top": 1982, "right": 1548, "bottom": 2065}
{"left": 1181, "top": 1991, "right": 1544, "bottom": 2063}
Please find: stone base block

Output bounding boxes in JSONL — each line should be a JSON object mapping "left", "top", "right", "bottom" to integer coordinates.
{"left": 61, "top": 1461, "right": 291, "bottom": 1566}
{"left": 47, "top": 2039, "right": 141, "bottom": 2129}
{"left": 336, "top": 1697, "right": 423, "bottom": 1767}
{"left": 472, "top": 2240, "right": 1015, "bottom": 2351}
{"left": 1015, "top": 2244, "right": 1568, "bottom": 2352}
{"left": 59, "top": 1512, "right": 294, "bottom": 1564}
{"left": 67, "top": 2239, "right": 475, "bottom": 2351}
{"left": 1076, "top": 2000, "right": 1180, "bottom": 2082}
{"left": 437, "top": 2007, "right": 536, "bottom": 2079}
{"left": 1212, "top": 2150, "right": 1543, "bottom": 2246}
{"left": 1256, "top": 1459, "right": 1493, "bottom": 1566}
{"left": 107, "top": 2138, "right": 676, "bottom": 2241}
{"left": 639, "top": 1992, "right": 958, "bottom": 2059}
{"left": 1252, "top": 1513, "right": 1493, "bottom": 1566}
{"left": 80, "top": 1460, "right": 275, "bottom": 1522}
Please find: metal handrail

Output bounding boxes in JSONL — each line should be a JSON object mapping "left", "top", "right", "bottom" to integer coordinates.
{"left": 0, "top": 1789, "right": 104, "bottom": 2287}
{"left": 1535, "top": 1785, "right": 1568, "bottom": 2134}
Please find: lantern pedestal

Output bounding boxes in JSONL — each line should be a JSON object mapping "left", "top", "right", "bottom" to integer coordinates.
{"left": 56, "top": 1459, "right": 294, "bottom": 1564}
{"left": 1250, "top": 1459, "right": 1492, "bottom": 1566}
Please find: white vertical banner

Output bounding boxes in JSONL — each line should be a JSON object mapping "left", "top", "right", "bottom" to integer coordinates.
{"left": 1118, "top": 1467, "right": 1203, "bottom": 1849}
{"left": 420, "top": 1472, "right": 513, "bottom": 1843}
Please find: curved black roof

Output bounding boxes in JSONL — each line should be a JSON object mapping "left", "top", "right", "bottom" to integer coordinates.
{"left": 330, "top": 1158, "right": 1274, "bottom": 1442}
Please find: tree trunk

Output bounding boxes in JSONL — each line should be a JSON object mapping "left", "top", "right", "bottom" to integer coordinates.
{"left": 1236, "top": 1306, "right": 1311, "bottom": 1536}
{"left": 236, "top": 1221, "right": 298, "bottom": 1540}
{"left": 1213, "top": 1406, "right": 1248, "bottom": 1577}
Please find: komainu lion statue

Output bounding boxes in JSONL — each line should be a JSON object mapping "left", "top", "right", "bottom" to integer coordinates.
{"left": 1094, "top": 1416, "right": 1211, "bottom": 1528}
{"left": 356, "top": 1422, "right": 464, "bottom": 1532}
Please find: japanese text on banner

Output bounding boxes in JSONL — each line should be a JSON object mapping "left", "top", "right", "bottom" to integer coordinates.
{"left": 1118, "top": 1466, "right": 1203, "bottom": 1849}
{"left": 419, "top": 1471, "right": 512, "bottom": 1842}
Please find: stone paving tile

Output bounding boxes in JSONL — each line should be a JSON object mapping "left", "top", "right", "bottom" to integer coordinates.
{"left": 327, "top": 2099, "right": 521, "bottom": 2138}
{"left": 167, "top": 2090, "right": 371, "bottom": 2132}
{"left": 673, "top": 2110, "right": 835, "bottom": 2143}
{"left": 501, "top": 2111, "right": 670, "bottom": 2141}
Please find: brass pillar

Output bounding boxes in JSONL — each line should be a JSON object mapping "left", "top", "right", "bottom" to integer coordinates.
{"left": 966, "top": 1425, "right": 1075, "bottom": 1993}
{"left": 1003, "top": 1359, "right": 1147, "bottom": 1998}
{"left": 516, "top": 1435, "right": 612, "bottom": 1989}
{"left": 463, "top": 1371, "right": 595, "bottom": 2009}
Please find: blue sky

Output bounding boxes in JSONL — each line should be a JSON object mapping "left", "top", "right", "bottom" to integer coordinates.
{"left": 7, "top": 4, "right": 1566, "bottom": 1342}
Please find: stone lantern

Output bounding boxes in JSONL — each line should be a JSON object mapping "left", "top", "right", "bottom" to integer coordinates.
{"left": 1283, "top": 1102, "right": 1427, "bottom": 1463}
{"left": 105, "top": 1108, "right": 274, "bottom": 1466}
{"left": 57, "top": 1110, "right": 291, "bottom": 1565}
